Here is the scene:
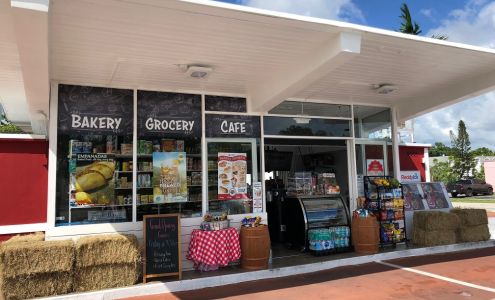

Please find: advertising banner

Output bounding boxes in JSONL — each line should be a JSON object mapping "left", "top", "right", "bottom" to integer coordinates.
{"left": 153, "top": 152, "right": 187, "bottom": 203}
{"left": 217, "top": 152, "right": 248, "bottom": 200}
{"left": 252, "top": 182, "right": 263, "bottom": 213}
{"left": 400, "top": 171, "right": 421, "bottom": 183}
{"left": 366, "top": 159, "right": 385, "bottom": 176}
{"left": 69, "top": 154, "right": 115, "bottom": 207}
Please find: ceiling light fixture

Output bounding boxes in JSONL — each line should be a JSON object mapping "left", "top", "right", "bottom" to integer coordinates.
{"left": 184, "top": 65, "right": 213, "bottom": 79}
{"left": 372, "top": 83, "right": 398, "bottom": 95}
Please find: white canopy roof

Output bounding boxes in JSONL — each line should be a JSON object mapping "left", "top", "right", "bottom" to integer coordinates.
{"left": 4, "top": 0, "right": 495, "bottom": 133}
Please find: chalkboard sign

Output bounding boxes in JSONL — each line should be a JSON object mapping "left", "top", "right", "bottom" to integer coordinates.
{"left": 143, "top": 214, "right": 181, "bottom": 282}
{"left": 205, "top": 114, "right": 260, "bottom": 138}
{"left": 58, "top": 84, "right": 133, "bottom": 135}
{"left": 205, "top": 95, "right": 247, "bottom": 112}
{"left": 137, "top": 90, "right": 201, "bottom": 138}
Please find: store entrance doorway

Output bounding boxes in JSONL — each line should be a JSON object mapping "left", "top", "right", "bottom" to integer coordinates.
{"left": 264, "top": 138, "right": 352, "bottom": 259}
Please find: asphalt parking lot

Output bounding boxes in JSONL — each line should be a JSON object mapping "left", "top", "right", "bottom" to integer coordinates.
{"left": 127, "top": 247, "right": 495, "bottom": 300}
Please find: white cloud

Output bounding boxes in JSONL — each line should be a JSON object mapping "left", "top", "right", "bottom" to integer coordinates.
{"left": 420, "top": 8, "right": 435, "bottom": 21}
{"left": 426, "top": 0, "right": 495, "bottom": 48}
{"left": 414, "top": 92, "right": 495, "bottom": 148}
{"left": 240, "top": 0, "right": 364, "bottom": 23}
{"left": 415, "top": 0, "right": 495, "bottom": 149}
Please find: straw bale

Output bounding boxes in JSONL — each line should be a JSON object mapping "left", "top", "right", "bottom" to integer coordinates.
{"left": 457, "top": 224, "right": 491, "bottom": 243}
{"left": 0, "top": 240, "right": 74, "bottom": 278}
{"left": 1, "top": 271, "right": 72, "bottom": 300}
{"left": 412, "top": 228, "right": 457, "bottom": 247}
{"left": 451, "top": 208, "right": 488, "bottom": 226}
{"left": 74, "top": 263, "right": 138, "bottom": 292}
{"left": 75, "top": 234, "right": 139, "bottom": 267}
{"left": 2, "top": 232, "right": 45, "bottom": 245}
{"left": 413, "top": 211, "right": 460, "bottom": 231}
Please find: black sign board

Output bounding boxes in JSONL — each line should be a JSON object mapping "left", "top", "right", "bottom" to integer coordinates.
{"left": 205, "top": 114, "right": 260, "bottom": 138}
{"left": 137, "top": 90, "right": 201, "bottom": 138}
{"left": 58, "top": 84, "right": 133, "bottom": 135}
{"left": 143, "top": 214, "right": 182, "bottom": 282}
{"left": 205, "top": 95, "right": 247, "bottom": 113}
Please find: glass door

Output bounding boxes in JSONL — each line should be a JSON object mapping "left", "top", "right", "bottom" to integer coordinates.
{"left": 205, "top": 138, "right": 260, "bottom": 215}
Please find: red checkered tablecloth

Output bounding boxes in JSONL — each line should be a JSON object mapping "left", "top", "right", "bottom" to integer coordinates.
{"left": 187, "top": 227, "right": 241, "bottom": 270}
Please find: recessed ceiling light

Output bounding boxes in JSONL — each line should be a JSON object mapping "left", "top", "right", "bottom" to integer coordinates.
{"left": 185, "top": 65, "right": 213, "bottom": 79}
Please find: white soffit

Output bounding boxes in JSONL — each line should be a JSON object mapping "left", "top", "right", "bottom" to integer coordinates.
{"left": 0, "top": 0, "right": 29, "bottom": 126}
{"left": 49, "top": 0, "right": 495, "bottom": 120}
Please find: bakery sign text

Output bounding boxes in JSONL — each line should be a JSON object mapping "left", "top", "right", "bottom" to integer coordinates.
{"left": 71, "top": 114, "right": 122, "bottom": 130}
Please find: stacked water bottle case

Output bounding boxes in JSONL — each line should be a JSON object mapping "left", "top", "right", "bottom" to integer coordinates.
{"left": 308, "top": 226, "right": 350, "bottom": 254}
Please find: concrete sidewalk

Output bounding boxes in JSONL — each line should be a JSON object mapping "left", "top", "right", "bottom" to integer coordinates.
{"left": 42, "top": 240, "right": 495, "bottom": 300}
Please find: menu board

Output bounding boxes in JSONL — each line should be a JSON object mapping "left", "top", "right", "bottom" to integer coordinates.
{"left": 143, "top": 214, "right": 181, "bottom": 283}
{"left": 58, "top": 84, "right": 133, "bottom": 135}
{"left": 217, "top": 153, "right": 248, "bottom": 200}
{"left": 137, "top": 90, "right": 201, "bottom": 138}
{"left": 152, "top": 152, "right": 187, "bottom": 203}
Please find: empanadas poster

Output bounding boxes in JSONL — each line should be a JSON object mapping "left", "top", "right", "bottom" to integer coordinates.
{"left": 71, "top": 154, "right": 115, "bottom": 206}
{"left": 218, "top": 152, "right": 248, "bottom": 200}
{"left": 152, "top": 152, "right": 188, "bottom": 203}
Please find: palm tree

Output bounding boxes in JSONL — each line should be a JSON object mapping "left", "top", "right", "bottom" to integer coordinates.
{"left": 399, "top": 3, "right": 421, "bottom": 35}
{"left": 398, "top": 3, "right": 448, "bottom": 40}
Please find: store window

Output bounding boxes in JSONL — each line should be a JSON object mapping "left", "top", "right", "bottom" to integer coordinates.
{"left": 205, "top": 114, "right": 262, "bottom": 215}
{"left": 264, "top": 116, "right": 351, "bottom": 137}
{"left": 55, "top": 85, "right": 134, "bottom": 226}
{"left": 353, "top": 106, "right": 391, "bottom": 140}
{"left": 136, "top": 90, "right": 202, "bottom": 220}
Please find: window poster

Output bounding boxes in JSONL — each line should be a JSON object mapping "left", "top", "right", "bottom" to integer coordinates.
{"left": 253, "top": 182, "right": 263, "bottom": 213}
{"left": 366, "top": 159, "right": 385, "bottom": 176}
{"left": 218, "top": 153, "right": 248, "bottom": 200}
{"left": 69, "top": 154, "right": 115, "bottom": 207}
{"left": 153, "top": 152, "right": 187, "bottom": 203}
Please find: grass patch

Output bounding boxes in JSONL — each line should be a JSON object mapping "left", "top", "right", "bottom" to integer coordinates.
{"left": 450, "top": 198, "right": 495, "bottom": 203}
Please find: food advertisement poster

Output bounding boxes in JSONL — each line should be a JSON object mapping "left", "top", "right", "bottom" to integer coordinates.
{"left": 366, "top": 159, "right": 384, "bottom": 176}
{"left": 253, "top": 182, "right": 263, "bottom": 213}
{"left": 153, "top": 152, "right": 187, "bottom": 203}
{"left": 402, "top": 183, "right": 425, "bottom": 211}
{"left": 421, "top": 182, "right": 450, "bottom": 209}
{"left": 218, "top": 152, "right": 248, "bottom": 200}
{"left": 70, "top": 154, "right": 115, "bottom": 206}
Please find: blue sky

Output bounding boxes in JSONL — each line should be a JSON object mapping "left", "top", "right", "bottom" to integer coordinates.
{"left": 215, "top": 0, "right": 495, "bottom": 150}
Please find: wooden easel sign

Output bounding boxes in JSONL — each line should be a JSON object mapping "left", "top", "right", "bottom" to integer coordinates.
{"left": 143, "top": 214, "right": 182, "bottom": 283}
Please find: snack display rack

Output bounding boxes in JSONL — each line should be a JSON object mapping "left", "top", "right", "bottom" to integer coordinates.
{"left": 363, "top": 176, "right": 406, "bottom": 247}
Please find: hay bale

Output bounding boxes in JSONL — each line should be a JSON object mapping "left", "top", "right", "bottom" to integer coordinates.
{"left": 451, "top": 208, "right": 488, "bottom": 226}
{"left": 75, "top": 234, "right": 139, "bottom": 267}
{"left": 0, "top": 240, "right": 74, "bottom": 278}
{"left": 413, "top": 211, "right": 460, "bottom": 231}
{"left": 1, "top": 272, "right": 72, "bottom": 300}
{"left": 2, "top": 232, "right": 45, "bottom": 245}
{"left": 74, "top": 263, "right": 138, "bottom": 292}
{"left": 412, "top": 228, "right": 457, "bottom": 247}
{"left": 457, "top": 224, "right": 491, "bottom": 243}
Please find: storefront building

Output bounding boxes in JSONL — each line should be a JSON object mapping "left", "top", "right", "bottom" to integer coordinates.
{"left": 3, "top": 0, "right": 495, "bottom": 271}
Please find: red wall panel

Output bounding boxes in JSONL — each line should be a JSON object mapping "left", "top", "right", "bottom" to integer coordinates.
{"left": 0, "top": 139, "right": 48, "bottom": 226}
{"left": 399, "top": 146, "right": 426, "bottom": 181}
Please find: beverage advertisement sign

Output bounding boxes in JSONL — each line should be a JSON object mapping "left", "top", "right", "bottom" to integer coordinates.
{"left": 218, "top": 152, "right": 248, "bottom": 200}
{"left": 153, "top": 152, "right": 187, "bottom": 203}
{"left": 366, "top": 159, "right": 385, "bottom": 176}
